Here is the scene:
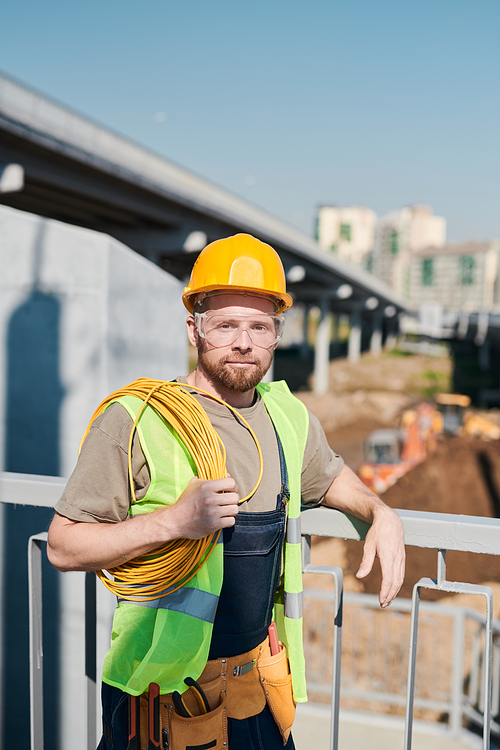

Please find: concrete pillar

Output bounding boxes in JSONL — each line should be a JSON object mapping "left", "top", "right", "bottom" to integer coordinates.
{"left": 475, "top": 310, "right": 489, "bottom": 347}
{"left": 331, "top": 313, "right": 339, "bottom": 343}
{"left": 348, "top": 309, "right": 362, "bottom": 363}
{"left": 0, "top": 204, "right": 188, "bottom": 750}
{"left": 383, "top": 307, "right": 399, "bottom": 351}
{"left": 384, "top": 331, "right": 398, "bottom": 351}
{"left": 300, "top": 305, "right": 310, "bottom": 357}
{"left": 313, "top": 299, "right": 331, "bottom": 394}
{"left": 370, "top": 314, "right": 383, "bottom": 356}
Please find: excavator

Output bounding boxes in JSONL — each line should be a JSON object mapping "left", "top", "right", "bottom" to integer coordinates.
{"left": 435, "top": 393, "right": 500, "bottom": 440}
{"left": 358, "top": 395, "right": 500, "bottom": 494}
{"left": 358, "top": 402, "right": 438, "bottom": 494}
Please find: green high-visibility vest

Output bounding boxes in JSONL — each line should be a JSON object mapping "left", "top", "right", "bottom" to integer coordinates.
{"left": 102, "top": 380, "right": 309, "bottom": 701}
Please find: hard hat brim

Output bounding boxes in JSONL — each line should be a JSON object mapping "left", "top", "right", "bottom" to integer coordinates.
{"left": 182, "top": 284, "right": 293, "bottom": 314}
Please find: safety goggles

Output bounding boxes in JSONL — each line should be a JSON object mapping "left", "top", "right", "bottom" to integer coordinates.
{"left": 194, "top": 312, "right": 285, "bottom": 348}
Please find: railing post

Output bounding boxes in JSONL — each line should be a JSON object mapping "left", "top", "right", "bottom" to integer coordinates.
{"left": 404, "top": 580, "right": 421, "bottom": 750}
{"left": 404, "top": 549, "right": 493, "bottom": 750}
{"left": 28, "top": 532, "right": 48, "bottom": 750}
{"left": 85, "top": 571, "right": 97, "bottom": 750}
{"left": 302, "top": 535, "right": 344, "bottom": 750}
{"left": 450, "top": 607, "right": 467, "bottom": 735}
{"left": 28, "top": 532, "right": 99, "bottom": 750}
{"left": 492, "top": 634, "right": 500, "bottom": 728}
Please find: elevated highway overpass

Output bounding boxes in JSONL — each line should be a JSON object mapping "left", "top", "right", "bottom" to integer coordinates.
{"left": 0, "top": 71, "right": 407, "bottom": 390}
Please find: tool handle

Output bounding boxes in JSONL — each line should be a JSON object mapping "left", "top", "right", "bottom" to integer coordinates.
{"left": 172, "top": 691, "right": 191, "bottom": 718}
{"left": 268, "top": 621, "right": 280, "bottom": 656}
{"left": 148, "top": 682, "right": 160, "bottom": 749}
{"left": 184, "top": 676, "right": 210, "bottom": 714}
{"left": 126, "top": 694, "right": 140, "bottom": 750}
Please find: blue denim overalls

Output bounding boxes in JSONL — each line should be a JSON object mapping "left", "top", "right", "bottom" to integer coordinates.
{"left": 208, "top": 428, "right": 288, "bottom": 660}
{"left": 208, "top": 429, "right": 294, "bottom": 748}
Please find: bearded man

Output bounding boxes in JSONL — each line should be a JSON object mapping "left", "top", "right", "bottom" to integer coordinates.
{"left": 48, "top": 234, "right": 405, "bottom": 750}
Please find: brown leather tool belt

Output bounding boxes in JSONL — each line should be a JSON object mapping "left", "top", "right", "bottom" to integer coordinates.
{"left": 136, "top": 637, "right": 295, "bottom": 749}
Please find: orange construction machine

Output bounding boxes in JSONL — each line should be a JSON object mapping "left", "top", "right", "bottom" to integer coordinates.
{"left": 358, "top": 394, "right": 500, "bottom": 494}
{"left": 358, "top": 403, "right": 438, "bottom": 495}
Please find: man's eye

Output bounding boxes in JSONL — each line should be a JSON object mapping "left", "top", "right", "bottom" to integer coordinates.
{"left": 253, "top": 324, "right": 272, "bottom": 332}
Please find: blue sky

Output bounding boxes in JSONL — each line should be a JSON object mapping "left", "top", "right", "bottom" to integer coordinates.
{"left": 1, "top": 0, "right": 499, "bottom": 242}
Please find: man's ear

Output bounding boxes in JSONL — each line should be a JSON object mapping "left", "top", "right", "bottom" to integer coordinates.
{"left": 186, "top": 316, "right": 199, "bottom": 347}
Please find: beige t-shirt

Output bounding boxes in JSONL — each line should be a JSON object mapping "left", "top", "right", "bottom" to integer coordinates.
{"left": 55, "top": 381, "right": 343, "bottom": 523}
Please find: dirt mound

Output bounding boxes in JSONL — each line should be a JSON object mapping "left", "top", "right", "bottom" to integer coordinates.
{"left": 384, "top": 434, "right": 500, "bottom": 517}
{"left": 344, "top": 434, "right": 500, "bottom": 601}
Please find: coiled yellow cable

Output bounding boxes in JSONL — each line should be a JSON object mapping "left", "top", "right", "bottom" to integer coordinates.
{"left": 79, "top": 378, "right": 263, "bottom": 601}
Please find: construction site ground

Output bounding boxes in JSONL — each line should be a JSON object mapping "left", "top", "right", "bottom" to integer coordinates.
{"left": 293, "top": 705, "right": 485, "bottom": 750}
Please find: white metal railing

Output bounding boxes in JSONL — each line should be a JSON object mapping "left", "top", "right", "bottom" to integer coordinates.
{"left": 302, "top": 590, "right": 500, "bottom": 736}
{"left": 2, "top": 471, "right": 500, "bottom": 750}
{"left": 300, "top": 507, "right": 499, "bottom": 750}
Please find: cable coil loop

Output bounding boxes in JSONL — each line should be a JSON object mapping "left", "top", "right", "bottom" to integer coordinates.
{"left": 80, "top": 378, "right": 263, "bottom": 601}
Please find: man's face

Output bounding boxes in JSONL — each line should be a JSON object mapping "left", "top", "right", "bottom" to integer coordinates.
{"left": 188, "top": 294, "right": 279, "bottom": 393}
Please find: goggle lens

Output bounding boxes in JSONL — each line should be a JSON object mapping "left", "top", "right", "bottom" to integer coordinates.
{"left": 195, "top": 312, "right": 284, "bottom": 348}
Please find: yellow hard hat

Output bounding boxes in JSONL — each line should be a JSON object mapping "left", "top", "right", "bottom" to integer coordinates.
{"left": 182, "top": 233, "right": 293, "bottom": 313}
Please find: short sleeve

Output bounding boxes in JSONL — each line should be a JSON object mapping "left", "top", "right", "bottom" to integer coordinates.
{"left": 54, "top": 403, "right": 150, "bottom": 523}
{"left": 300, "top": 411, "right": 344, "bottom": 507}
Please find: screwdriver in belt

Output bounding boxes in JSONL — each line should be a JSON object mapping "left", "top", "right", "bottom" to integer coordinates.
{"left": 148, "top": 683, "right": 160, "bottom": 750}
{"left": 268, "top": 621, "right": 280, "bottom": 656}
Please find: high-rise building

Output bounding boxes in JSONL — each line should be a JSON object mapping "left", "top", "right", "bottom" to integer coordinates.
{"left": 370, "top": 205, "right": 446, "bottom": 298}
{"left": 315, "top": 205, "right": 377, "bottom": 267}
{"left": 408, "top": 240, "right": 500, "bottom": 312}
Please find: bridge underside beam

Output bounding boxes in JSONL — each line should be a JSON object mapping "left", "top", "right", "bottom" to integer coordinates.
{"left": 0, "top": 85, "right": 407, "bottom": 318}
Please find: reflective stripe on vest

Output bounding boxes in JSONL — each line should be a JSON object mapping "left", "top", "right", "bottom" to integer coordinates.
{"left": 117, "top": 532, "right": 223, "bottom": 618}
{"left": 121, "top": 583, "right": 220, "bottom": 620}
{"left": 257, "top": 381, "right": 309, "bottom": 702}
{"left": 286, "top": 516, "right": 302, "bottom": 545}
{"left": 283, "top": 590, "right": 303, "bottom": 620}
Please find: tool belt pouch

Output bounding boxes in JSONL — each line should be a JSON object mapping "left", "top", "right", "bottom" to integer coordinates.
{"left": 257, "top": 638, "right": 296, "bottom": 744}
{"left": 149, "top": 681, "right": 227, "bottom": 750}
{"left": 168, "top": 694, "right": 227, "bottom": 750}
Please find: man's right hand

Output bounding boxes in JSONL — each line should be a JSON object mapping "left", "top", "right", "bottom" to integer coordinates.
{"left": 165, "top": 476, "right": 240, "bottom": 540}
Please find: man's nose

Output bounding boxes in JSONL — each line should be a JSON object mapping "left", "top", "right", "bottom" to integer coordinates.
{"left": 232, "top": 327, "right": 253, "bottom": 349}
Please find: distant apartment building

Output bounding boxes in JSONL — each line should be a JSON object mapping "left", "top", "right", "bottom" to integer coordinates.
{"left": 315, "top": 205, "right": 377, "bottom": 266}
{"left": 408, "top": 240, "right": 500, "bottom": 312}
{"left": 370, "top": 205, "right": 446, "bottom": 298}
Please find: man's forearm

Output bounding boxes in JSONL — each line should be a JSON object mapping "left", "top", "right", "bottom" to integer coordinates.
{"left": 321, "top": 463, "right": 405, "bottom": 607}
{"left": 321, "top": 464, "right": 391, "bottom": 522}
{"left": 46, "top": 509, "right": 179, "bottom": 572}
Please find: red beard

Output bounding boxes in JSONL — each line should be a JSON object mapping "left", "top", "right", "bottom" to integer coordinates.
{"left": 197, "top": 348, "right": 272, "bottom": 392}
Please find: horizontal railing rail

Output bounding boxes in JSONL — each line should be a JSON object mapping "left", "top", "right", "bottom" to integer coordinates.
{"left": 4, "top": 470, "right": 500, "bottom": 550}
